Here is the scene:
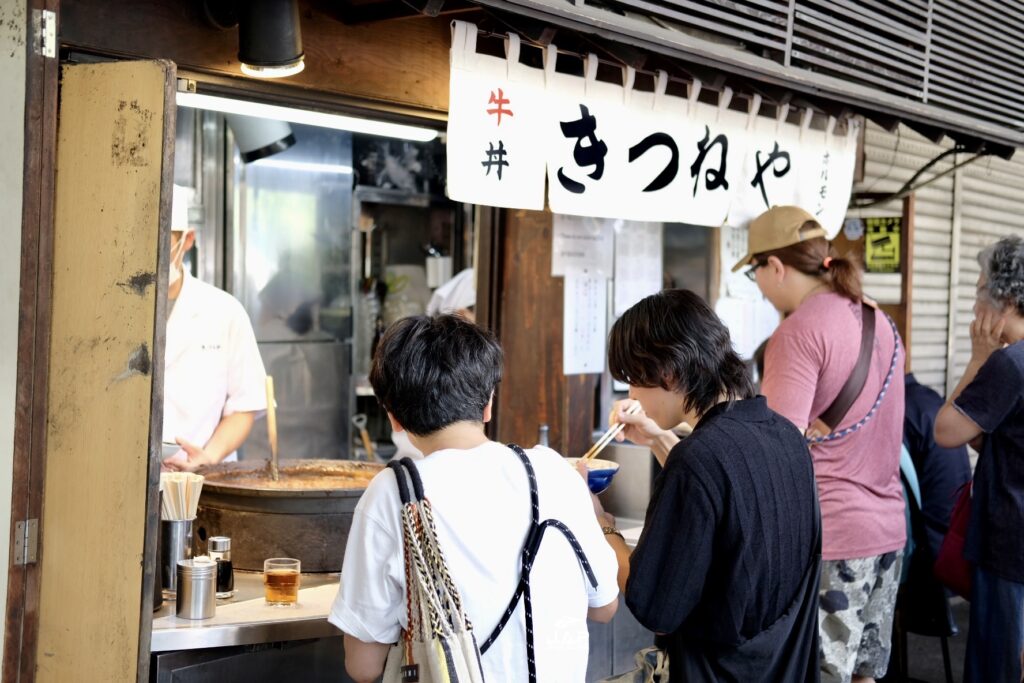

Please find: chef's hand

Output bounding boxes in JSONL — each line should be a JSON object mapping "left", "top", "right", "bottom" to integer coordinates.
{"left": 162, "top": 437, "right": 216, "bottom": 472}
{"left": 609, "top": 399, "right": 666, "bottom": 447}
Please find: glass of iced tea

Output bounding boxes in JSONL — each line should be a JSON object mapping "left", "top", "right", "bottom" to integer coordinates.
{"left": 263, "top": 558, "right": 301, "bottom": 606}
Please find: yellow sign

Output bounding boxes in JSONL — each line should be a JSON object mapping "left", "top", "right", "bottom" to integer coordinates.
{"left": 865, "top": 216, "right": 901, "bottom": 273}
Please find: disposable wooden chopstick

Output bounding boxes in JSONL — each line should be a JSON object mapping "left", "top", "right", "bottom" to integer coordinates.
{"left": 582, "top": 402, "right": 642, "bottom": 462}
{"left": 189, "top": 474, "right": 203, "bottom": 519}
{"left": 160, "top": 472, "right": 203, "bottom": 520}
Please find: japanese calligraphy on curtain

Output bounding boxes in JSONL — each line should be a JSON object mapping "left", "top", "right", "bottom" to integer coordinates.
{"left": 447, "top": 21, "right": 859, "bottom": 236}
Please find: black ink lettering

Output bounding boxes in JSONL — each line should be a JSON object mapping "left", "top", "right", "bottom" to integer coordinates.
{"left": 751, "top": 141, "right": 792, "bottom": 207}
{"left": 629, "top": 132, "right": 679, "bottom": 192}
{"left": 690, "top": 125, "right": 729, "bottom": 196}
{"left": 557, "top": 104, "right": 608, "bottom": 193}
{"left": 481, "top": 141, "right": 509, "bottom": 180}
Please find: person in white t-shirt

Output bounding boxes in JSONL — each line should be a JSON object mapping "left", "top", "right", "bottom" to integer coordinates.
{"left": 162, "top": 185, "right": 267, "bottom": 472}
{"left": 330, "top": 314, "right": 619, "bottom": 683}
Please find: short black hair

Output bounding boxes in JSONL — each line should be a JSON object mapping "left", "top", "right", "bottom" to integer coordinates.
{"left": 608, "top": 289, "right": 755, "bottom": 416}
{"left": 369, "top": 314, "right": 503, "bottom": 436}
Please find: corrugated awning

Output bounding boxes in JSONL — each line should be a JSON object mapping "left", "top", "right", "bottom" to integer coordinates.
{"left": 471, "top": 0, "right": 1023, "bottom": 157}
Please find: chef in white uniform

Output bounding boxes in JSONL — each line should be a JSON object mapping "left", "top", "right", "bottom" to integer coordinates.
{"left": 163, "top": 185, "right": 267, "bottom": 472}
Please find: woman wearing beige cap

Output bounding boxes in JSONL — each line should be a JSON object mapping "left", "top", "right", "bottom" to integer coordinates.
{"left": 736, "top": 206, "right": 906, "bottom": 683}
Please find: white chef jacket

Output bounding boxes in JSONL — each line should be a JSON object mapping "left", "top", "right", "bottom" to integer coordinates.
{"left": 163, "top": 272, "right": 267, "bottom": 462}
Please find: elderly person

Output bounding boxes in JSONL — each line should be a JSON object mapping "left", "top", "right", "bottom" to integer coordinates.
{"left": 597, "top": 289, "right": 821, "bottom": 681}
{"left": 935, "top": 235, "right": 1024, "bottom": 683}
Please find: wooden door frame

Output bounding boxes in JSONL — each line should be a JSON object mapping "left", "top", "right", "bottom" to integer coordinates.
{"left": 5, "top": 1, "right": 60, "bottom": 680}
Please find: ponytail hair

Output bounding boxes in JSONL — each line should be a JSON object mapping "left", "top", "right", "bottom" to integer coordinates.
{"left": 753, "top": 223, "right": 863, "bottom": 303}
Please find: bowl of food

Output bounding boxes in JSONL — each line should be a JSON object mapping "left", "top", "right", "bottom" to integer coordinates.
{"left": 565, "top": 457, "right": 620, "bottom": 495}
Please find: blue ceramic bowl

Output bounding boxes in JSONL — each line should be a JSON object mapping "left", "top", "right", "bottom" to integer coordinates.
{"left": 565, "top": 457, "right": 621, "bottom": 495}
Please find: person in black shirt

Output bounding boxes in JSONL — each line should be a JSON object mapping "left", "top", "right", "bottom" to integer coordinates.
{"left": 935, "top": 235, "right": 1024, "bottom": 683}
{"left": 594, "top": 289, "right": 821, "bottom": 682}
{"left": 903, "top": 373, "right": 971, "bottom": 559}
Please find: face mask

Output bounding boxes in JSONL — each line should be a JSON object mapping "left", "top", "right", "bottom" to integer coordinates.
{"left": 169, "top": 233, "right": 188, "bottom": 286}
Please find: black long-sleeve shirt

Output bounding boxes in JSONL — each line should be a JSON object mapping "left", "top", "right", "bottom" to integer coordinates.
{"left": 903, "top": 373, "right": 971, "bottom": 559}
{"left": 625, "top": 397, "right": 820, "bottom": 678}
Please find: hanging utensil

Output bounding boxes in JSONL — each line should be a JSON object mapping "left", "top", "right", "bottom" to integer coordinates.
{"left": 352, "top": 414, "right": 374, "bottom": 461}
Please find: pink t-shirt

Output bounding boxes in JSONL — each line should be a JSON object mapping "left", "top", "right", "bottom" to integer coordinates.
{"left": 762, "top": 292, "right": 906, "bottom": 561}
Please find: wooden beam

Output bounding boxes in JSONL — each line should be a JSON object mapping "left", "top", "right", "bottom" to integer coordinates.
{"left": 494, "top": 209, "right": 597, "bottom": 458}
{"left": 60, "top": 0, "right": 457, "bottom": 114}
{"left": 6, "top": 1, "right": 61, "bottom": 680}
{"left": 900, "top": 192, "right": 915, "bottom": 370}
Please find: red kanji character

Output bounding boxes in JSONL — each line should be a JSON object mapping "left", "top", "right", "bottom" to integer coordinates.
{"left": 487, "top": 89, "right": 513, "bottom": 126}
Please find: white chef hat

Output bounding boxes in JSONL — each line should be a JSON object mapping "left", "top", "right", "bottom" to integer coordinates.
{"left": 426, "top": 268, "right": 475, "bottom": 315}
{"left": 171, "top": 184, "right": 195, "bottom": 232}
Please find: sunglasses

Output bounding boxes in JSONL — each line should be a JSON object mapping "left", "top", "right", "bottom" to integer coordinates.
{"left": 744, "top": 260, "right": 766, "bottom": 282}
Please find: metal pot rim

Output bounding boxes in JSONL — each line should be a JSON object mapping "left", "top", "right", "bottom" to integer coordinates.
{"left": 198, "top": 459, "right": 382, "bottom": 498}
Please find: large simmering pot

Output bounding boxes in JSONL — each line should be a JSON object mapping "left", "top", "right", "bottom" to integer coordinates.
{"left": 194, "top": 459, "right": 383, "bottom": 573}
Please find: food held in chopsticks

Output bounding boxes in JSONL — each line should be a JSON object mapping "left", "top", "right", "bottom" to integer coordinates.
{"left": 564, "top": 402, "right": 642, "bottom": 494}
{"left": 582, "top": 401, "right": 643, "bottom": 462}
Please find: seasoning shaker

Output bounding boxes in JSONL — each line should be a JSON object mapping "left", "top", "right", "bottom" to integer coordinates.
{"left": 208, "top": 536, "right": 235, "bottom": 599}
{"left": 176, "top": 558, "right": 216, "bottom": 620}
{"left": 538, "top": 424, "right": 550, "bottom": 448}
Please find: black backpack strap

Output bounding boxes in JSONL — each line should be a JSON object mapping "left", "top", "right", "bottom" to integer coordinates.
{"left": 399, "top": 457, "right": 425, "bottom": 501}
{"left": 479, "top": 444, "right": 598, "bottom": 683}
{"left": 387, "top": 460, "right": 412, "bottom": 504}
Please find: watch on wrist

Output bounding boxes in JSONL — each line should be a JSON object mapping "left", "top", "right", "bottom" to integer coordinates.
{"left": 602, "top": 525, "right": 624, "bottom": 541}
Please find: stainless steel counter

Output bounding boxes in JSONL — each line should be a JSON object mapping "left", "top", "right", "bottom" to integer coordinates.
{"left": 151, "top": 570, "right": 341, "bottom": 652}
{"left": 151, "top": 531, "right": 645, "bottom": 654}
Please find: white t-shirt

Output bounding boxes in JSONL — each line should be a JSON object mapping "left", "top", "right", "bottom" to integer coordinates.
{"left": 163, "top": 272, "right": 267, "bottom": 462}
{"left": 329, "top": 442, "right": 619, "bottom": 682}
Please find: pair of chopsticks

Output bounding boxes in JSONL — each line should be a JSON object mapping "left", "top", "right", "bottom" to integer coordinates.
{"left": 582, "top": 402, "right": 643, "bottom": 462}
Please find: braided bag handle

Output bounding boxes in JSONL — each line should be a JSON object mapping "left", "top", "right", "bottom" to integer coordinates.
{"left": 389, "top": 459, "right": 474, "bottom": 639}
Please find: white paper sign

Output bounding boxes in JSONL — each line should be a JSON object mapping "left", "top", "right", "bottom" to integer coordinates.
{"left": 721, "top": 223, "right": 762, "bottom": 300}
{"left": 613, "top": 221, "right": 662, "bottom": 317}
{"left": 552, "top": 214, "right": 615, "bottom": 277}
{"left": 447, "top": 21, "right": 859, "bottom": 229}
{"left": 563, "top": 272, "right": 608, "bottom": 375}
{"left": 715, "top": 296, "right": 779, "bottom": 360}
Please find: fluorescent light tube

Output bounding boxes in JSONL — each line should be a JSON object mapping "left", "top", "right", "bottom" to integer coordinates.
{"left": 252, "top": 159, "right": 354, "bottom": 175}
{"left": 176, "top": 92, "right": 438, "bottom": 142}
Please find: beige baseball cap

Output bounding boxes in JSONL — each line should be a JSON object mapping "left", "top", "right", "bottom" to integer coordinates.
{"left": 730, "top": 205, "right": 826, "bottom": 272}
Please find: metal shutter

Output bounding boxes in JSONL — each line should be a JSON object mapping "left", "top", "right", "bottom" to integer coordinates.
{"left": 854, "top": 122, "right": 955, "bottom": 394}
{"left": 954, "top": 154, "right": 1024, "bottom": 390}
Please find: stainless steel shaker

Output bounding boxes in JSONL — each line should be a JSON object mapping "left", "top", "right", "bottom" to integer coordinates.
{"left": 175, "top": 559, "right": 216, "bottom": 620}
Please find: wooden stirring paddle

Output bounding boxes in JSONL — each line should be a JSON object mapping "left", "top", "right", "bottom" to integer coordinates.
{"left": 266, "top": 375, "right": 279, "bottom": 482}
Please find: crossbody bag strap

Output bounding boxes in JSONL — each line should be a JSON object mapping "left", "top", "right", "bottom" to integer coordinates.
{"left": 480, "top": 444, "right": 598, "bottom": 683}
{"left": 818, "top": 301, "right": 876, "bottom": 431}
